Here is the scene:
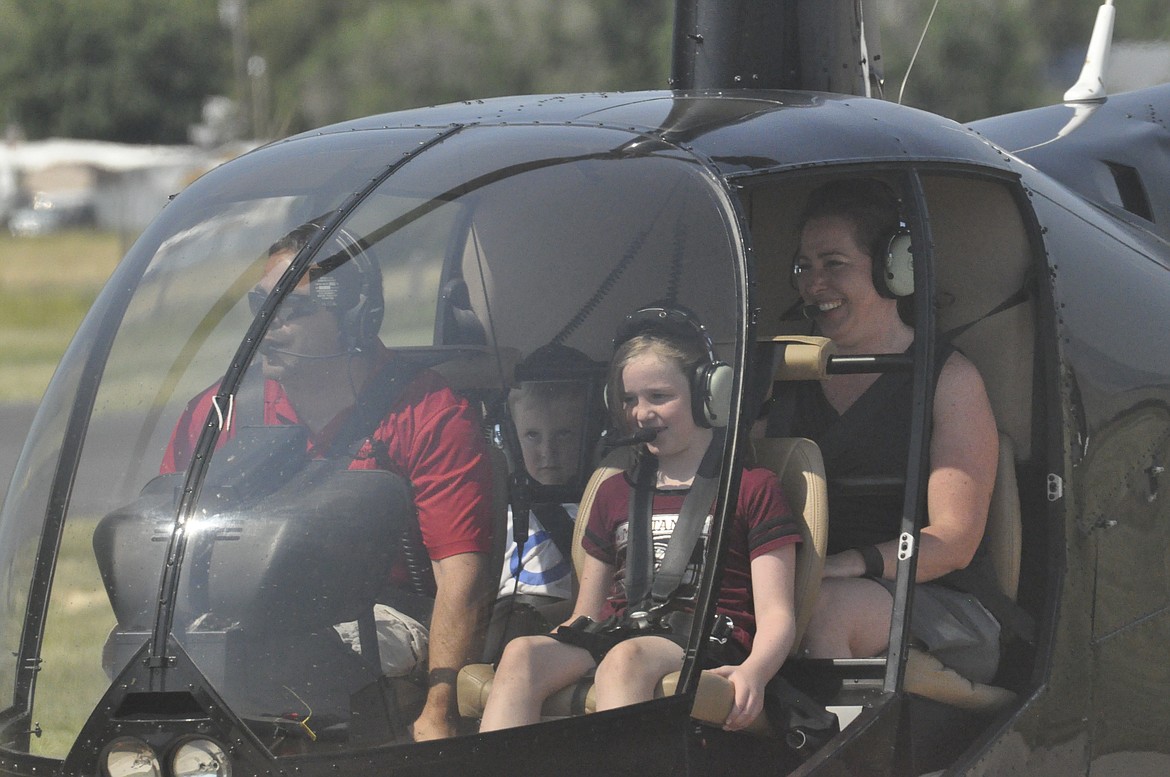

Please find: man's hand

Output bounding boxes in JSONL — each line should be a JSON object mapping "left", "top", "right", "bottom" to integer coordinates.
{"left": 411, "top": 701, "right": 458, "bottom": 742}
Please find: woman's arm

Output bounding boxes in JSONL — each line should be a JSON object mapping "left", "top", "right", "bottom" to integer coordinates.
{"left": 918, "top": 352, "right": 998, "bottom": 581}
{"left": 821, "top": 352, "right": 997, "bottom": 583}
{"left": 708, "top": 543, "right": 797, "bottom": 730}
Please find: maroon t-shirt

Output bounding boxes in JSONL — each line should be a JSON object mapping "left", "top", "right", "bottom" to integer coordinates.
{"left": 581, "top": 466, "right": 798, "bottom": 652}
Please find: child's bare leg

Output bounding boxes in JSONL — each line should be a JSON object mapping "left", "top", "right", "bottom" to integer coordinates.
{"left": 479, "top": 635, "right": 596, "bottom": 731}
{"left": 593, "top": 636, "right": 685, "bottom": 710}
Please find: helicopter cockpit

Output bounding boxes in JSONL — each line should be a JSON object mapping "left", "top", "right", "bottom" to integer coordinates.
{"left": 0, "top": 123, "right": 753, "bottom": 765}
{"left": 0, "top": 94, "right": 1061, "bottom": 775}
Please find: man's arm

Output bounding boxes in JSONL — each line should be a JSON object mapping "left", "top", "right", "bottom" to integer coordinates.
{"left": 411, "top": 550, "right": 490, "bottom": 742}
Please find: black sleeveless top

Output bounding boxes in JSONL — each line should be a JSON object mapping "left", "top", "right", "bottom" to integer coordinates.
{"left": 764, "top": 343, "right": 1019, "bottom": 637}
{"left": 764, "top": 344, "right": 951, "bottom": 556}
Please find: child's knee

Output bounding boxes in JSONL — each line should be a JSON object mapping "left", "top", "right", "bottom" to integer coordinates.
{"left": 495, "top": 636, "right": 544, "bottom": 679}
{"left": 595, "top": 639, "right": 655, "bottom": 682}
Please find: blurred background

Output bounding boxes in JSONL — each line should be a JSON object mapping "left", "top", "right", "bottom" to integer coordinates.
{"left": 1, "top": 0, "right": 1168, "bottom": 502}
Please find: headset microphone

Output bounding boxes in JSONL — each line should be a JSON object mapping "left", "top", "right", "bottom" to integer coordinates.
{"left": 608, "top": 428, "right": 660, "bottom": 447}
{"left": 259, "top": 343, "right": 350, "bottom": 360}
{"left": 801, "top": 303, "right": 823, "bottom": 320}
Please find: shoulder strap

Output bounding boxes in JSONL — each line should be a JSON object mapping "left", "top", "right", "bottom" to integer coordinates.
{"left": 624, "top": 453, "right": 658, "bottom": 610}
{"left": 940, "top": 283, "right": 1031, "bottom": 345}
{"left": 336, "top": 357, "right": 430, "bottom": 595}
{"left": 649, "top": 428, "right": 725, "bottom": 609}
{"left": 531, "top": 502, "right": 576, "bottom": 565}
{"left": 332, "top": 358, "right": 426, "bottom": 461}
{"left": 763, "top": 380, "right": 799, "bottom": 438}
{"left": 939, "top": 566, "right": 1036, "bottom": 645}
{"left": 234, "top": 365, "right": 268, "bottom": 428}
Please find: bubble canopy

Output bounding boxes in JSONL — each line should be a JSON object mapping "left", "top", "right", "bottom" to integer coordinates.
{"left": 0, "top": 121, "right": 748, "bottom": 763}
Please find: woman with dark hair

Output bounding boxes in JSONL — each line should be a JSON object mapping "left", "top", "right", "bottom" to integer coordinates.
{"left": 768, "top": 179, "right": 1002, "bottom": 683}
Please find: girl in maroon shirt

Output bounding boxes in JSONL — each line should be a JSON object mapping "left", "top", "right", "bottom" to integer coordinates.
{"left": 481, "top": 325, "right": 799, "bottom": 733}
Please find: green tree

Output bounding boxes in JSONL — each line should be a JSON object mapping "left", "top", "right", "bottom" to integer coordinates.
{"left": 882, "top": 0, "right": 1170, "bottom": 121}
{"left": 249, "top": 0, "right": 672, "bottom": 136}
{"left": 1, "top": 0, "right": 1162, "bottom": 144}
{"left": 880, "top": 0, "right": 1053, "bottom": 121}
{"left": 0, "top": 0, "right": 228, "bottom": 143}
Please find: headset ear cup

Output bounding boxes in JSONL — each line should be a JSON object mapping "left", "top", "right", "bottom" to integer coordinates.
{"left": 695, "top": 362, "right": 733, "bottom": 428}
{"left": 356, "top": 287, "right": 384, "bottom": 349}
{"left": 884, "top": 232, "right": 914, "bottom": 297}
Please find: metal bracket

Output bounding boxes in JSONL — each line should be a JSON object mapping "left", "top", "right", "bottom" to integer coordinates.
{"left": 897, "top": 532, "right": 915, "bottom": 561}
{"left": 211, "top": 393, "right": 235, "bottom": 432}
{"left": 1047, "top": 473, "right": 1064, "bottom": 501}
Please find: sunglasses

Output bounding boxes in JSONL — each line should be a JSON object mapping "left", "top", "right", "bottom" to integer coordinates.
{"left": 247, "top": 289, "right": 320, "bottom": 321}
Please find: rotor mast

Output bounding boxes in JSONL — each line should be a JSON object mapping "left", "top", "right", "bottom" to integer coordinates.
{"left": 671, "top": 0, "right": 883, "bottom": 96}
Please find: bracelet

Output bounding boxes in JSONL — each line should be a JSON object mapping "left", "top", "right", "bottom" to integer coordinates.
{"left": 857, "top": 545, "right": 884, "bottom": 578}
{"left": 428, "top": 668, "right": 459, "bottom": 687}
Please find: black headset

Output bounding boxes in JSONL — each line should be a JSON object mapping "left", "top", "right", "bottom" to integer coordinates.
{"left": 611, "top": 306, "right": 733, "bottom": 428}
{"left": 306, "top": 228, "right": 385, "bottom": 352}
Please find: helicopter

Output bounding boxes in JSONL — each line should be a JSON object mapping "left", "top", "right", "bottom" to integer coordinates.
{"left": 2, "top": 0, "right": 1170, "bottom": 774}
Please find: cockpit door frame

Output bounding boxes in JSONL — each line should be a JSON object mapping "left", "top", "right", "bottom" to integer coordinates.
{"left": 882, "top": 170, "right": 937, "bottom": 695}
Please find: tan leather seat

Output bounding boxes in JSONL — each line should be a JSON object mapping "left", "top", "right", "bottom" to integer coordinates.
{"left": 457, "top": 437, "right": 829, "bottom": 729}
{"left": 653, "top": 436, "right": 827, "bottom": 733}
{"left": 902, "top": 431, "right": 1021, "bottom": 712}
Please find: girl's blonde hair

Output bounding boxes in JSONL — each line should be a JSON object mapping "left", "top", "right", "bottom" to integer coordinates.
{"left": 608, "top": 329, "right": 709, "bottom": 430}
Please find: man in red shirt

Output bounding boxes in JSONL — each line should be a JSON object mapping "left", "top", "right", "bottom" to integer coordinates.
{"left": 162, "top": 223, "right": 495, "bottom": 741}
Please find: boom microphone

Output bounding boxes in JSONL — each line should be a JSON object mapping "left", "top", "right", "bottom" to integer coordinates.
{"left": 259, "top": 343, "right": 349, "bottom": 360}
{"left": 801, "top": 303, "right": 823, "bottom": 320}
{"left": 608, "top": 428, "right": 660, "bottom": 447}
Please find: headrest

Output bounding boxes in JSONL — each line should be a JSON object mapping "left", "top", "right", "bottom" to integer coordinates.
{"left": 761, "top": 336, "right": 836, "bottom": 382}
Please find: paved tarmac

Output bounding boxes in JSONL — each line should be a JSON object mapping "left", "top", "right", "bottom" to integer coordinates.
{"left": 0, "top": 403, "right": 37, "bottom": 507}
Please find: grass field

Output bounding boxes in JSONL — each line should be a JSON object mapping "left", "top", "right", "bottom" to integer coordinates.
{"left": 31, "top": 514, "right": 119, "bottom": 758}
{"left": 0, "top": 230, "right": 124, "bottom": 403}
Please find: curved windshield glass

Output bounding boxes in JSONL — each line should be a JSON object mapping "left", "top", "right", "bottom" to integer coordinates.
{"left": 0, "top": 123, "right": 745, "bottom": 761}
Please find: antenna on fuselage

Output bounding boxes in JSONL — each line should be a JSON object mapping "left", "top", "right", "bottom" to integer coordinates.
{"left": 1063, "top": 0, "right": 1115, "bottom": 103}
{"left": 897, "top": 0, "right": 941, "bottom": 105}
{"left": 1011, "top": 0, "right": 1117, "bottom": 153}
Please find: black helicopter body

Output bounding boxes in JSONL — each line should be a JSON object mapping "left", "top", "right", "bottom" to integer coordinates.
{"left": 2, "top": 2, "right": 1170, "bottom": 776}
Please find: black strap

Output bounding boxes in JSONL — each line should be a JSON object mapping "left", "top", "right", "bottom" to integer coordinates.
{"left": 649, "top": 429, "right": 725, "bottom": 608}
{"left": 940, "top": 566, "right": 1036, "bottom": 646}
{"left": 624, "top": 453, "right": 658, "bottom": 610}
{"left": 762, "top": 380, "right": 797, "bottom": 438}
{"left": 531, "top": 502, "right": 576, "bottom": 567}
{"left": 233, "top": 365, "right": 267, "bottom": 428}
{"left": 230, "top": 357, "right": 424, "bottom": 458}
{"left": 941, "top": 283, "right": 1031, "bottom": 345}
{"left": 332, "top": 359, "right": 425, "bottom": 461}
{"left": 320, "top": 358, "right": 435, "bottom": 595}
{"left": 939, "top": 284, "right": 1037, "bottom": 645}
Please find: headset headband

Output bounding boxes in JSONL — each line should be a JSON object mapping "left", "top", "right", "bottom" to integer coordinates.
{"left": 613, "top": 305, "right": 731, "bottom": 428}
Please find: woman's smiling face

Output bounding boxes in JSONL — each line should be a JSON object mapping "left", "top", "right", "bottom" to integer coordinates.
{"left": 793, "top": 214, "right": 888, "bottom": 348}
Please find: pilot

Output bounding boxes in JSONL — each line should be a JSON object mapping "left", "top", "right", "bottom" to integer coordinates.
{"left": 494, "top": 345, "right": 600, "bottom": 634}
{"left": 161, "top": 222, "right": 495, "bottom": 741}
{"left": 764, "top": 179, "right": 1002, "bottom": 683}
